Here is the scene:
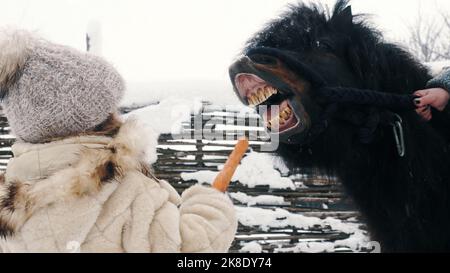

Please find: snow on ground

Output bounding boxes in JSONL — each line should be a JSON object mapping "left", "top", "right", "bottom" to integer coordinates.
{"left": 229, "top": 152, "right": 295, "bottom": 190}
{"left": 230, "top": 192, "right": 287, "bottom": 206}
{"left": 239, "top": 241, "right": 263, "bottom": 253}
{"left": 236, "top": 206, "right": 371, "bottom": 253}
{"left": 181, "top": 151, "right": 296, "bottom": 190}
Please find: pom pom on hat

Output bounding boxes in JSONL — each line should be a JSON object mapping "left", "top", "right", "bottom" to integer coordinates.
{"left": 0, "top": 28, "right": 34, "bottom": 97}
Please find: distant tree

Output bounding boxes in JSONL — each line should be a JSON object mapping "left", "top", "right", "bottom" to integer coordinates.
{"left": 442, "top": 11, "right": 450, "bottom": 30}
{"left": 437, "top": 10, "right": 450, "bottom": 59}
{"left": 406, "top": 10, "right": 450, "bottom": 62}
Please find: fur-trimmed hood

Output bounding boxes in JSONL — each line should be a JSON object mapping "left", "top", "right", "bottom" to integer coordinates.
{"left": 0, "top": 118, "right": 237, "bottom": 252}
{"left": 0, "top": 118, "right": 153, "bottom": 238}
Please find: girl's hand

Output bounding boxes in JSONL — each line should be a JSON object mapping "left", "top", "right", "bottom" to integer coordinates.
{"left": 414, "top": 88, "right": 450, "bottom": 121}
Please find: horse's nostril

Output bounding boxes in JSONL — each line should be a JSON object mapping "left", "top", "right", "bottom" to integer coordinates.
{"left": 249, "top": 54, "right": 278, "bottom": 66}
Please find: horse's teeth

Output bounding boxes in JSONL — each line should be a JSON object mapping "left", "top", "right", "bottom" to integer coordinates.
{"left": 248, "top": 95, "right": 257, "bottom": 106}
{"left": 264, "top": 88, "right": 275, "bottom": 98}
{"left": 265, "top": 86, "right": 274, "bottom": 92}
{"left": 279, "top": 107, "right": 292, "bottom": 121}
{"left": 257, "top": 89, "right": 265, "bottom": 101}
{"left": 266, "top": 105, "right": 293, "bottom": 129}
{"left": 247, "top": 85, "right": 278, "bottom": 106}
{"left": 280, "top": 111, "right": 289, "bottom": 120}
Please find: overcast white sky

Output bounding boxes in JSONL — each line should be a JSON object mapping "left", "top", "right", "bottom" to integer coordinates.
{"left": 1, "top": 0, "right": 449, "bottom": 82}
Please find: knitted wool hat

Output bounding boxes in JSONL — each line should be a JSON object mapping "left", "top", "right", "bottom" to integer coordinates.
{"left": 0, "top": 28, "right": 125, "bottom": 143}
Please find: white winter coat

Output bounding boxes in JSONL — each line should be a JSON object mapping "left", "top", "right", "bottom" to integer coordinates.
{"left": 0, "top": 119, "right": 237, "bottom": 253}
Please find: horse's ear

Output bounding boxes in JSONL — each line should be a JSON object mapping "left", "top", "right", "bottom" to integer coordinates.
{"left": 331, "top": 5, "right": 353, "bottom": 28}
{"left": 341, "top": 6, "right": 353, "bottom": 20}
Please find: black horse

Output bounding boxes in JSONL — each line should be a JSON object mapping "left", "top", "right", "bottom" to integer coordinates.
{"left": 229, "top": 0, "right": 450, "bottom": 252}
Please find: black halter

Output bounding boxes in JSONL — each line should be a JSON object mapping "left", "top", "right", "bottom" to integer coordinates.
{"left": 244, "top": 47, "right": 417, "bottom": 156}
{"left": 298, "top": 86, "right": 415, "bottom": 157}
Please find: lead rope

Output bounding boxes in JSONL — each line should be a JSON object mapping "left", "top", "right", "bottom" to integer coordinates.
{"left": 316, "top": 87, "right": 417, "bottom": 111}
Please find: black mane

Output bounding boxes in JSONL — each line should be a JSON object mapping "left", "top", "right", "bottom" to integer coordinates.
{"left": 246, "top": 0, "right": 431, "bottom": 93}
{"left": 243, "top": 0, "right": 450, "bottom": 252}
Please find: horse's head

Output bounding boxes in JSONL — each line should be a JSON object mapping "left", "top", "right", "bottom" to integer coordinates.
{"left": 229, "top": 0, "right": 429, "bottom": 146}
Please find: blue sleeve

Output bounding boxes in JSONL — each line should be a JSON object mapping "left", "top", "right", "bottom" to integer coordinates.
{"left": 427, "top": 68, "right": 450, "bottom": 92}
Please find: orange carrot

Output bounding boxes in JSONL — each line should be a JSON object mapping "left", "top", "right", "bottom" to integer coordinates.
{"left": 212, "top": 138, "right": 249, "bottom": 192}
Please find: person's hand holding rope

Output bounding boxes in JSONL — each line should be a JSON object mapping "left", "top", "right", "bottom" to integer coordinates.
{"left": 414, "top": 88, "right": 450, "bottom": 121}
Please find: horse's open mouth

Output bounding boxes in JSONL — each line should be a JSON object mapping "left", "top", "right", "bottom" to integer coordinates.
{"left": 234, "top": 73, "right": 300, "bottom": 133}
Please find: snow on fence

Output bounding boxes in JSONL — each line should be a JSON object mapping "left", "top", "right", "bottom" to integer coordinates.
{"left": 0, "top": 105, "right": 370, "bottom": 253}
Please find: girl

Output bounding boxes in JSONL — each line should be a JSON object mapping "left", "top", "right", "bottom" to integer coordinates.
{"left": 0, "top": 29, "right": 237, "bottom": 253}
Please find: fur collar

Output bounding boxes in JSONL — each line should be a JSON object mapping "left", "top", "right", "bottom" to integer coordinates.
{"left": 0, "top": 118, "right": 154, "bottom": 238}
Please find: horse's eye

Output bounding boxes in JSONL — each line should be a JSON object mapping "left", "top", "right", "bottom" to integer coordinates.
{"left": 249, "top": 54, "right": 278, "bottom": 65}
